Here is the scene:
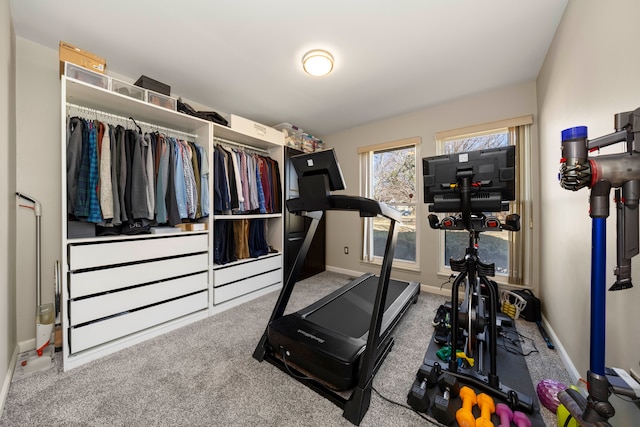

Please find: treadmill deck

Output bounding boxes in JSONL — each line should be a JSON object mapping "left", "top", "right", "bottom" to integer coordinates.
{"left": 267, "top": 274, "right": 419, "bottom": 390}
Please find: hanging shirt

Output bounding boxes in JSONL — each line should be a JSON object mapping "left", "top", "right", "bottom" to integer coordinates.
{"left": 173, "top": 138, "right": 188, "bottom": 219}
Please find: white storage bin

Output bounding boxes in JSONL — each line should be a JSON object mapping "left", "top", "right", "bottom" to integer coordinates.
{"left": 65, "top": 62, "right": 109, "bottom": 90}
{"left": 112, "top": 78, "right": 146, "bottom": 101}
{"left": 148, "top": 90, "right": 177, "bottom": 110}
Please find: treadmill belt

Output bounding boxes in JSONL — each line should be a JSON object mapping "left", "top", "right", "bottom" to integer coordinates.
{"left": 305, "top": 276, "right": 408, "bottom": 338}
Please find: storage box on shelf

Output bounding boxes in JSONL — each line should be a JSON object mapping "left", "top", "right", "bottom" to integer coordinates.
{"left": 59, "top": 40, "right": 106, "bottom": 75}
{"left": 273, "top": 122, "right": 323, "bottom": 152}
{"left": 111, "top": 78, "right": 146, "bottom": 101}
{"left": 64, "top": 62, "right": 110, "bottom": 90}
{"left": 274, "top": 122, "right": 304, "bottom": 150}
{"left": 148, "top": 90, "right": 177, "bottom": 111}
{"left": 229, "top": 115, "right": 284, "bottom": 145}
{"left": 135, "top": 74, "right": 171, "bottom": 96}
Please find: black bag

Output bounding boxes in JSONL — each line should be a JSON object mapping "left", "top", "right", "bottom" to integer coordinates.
{"left": 511, "top": 289, "right": 541, "bottom": 322}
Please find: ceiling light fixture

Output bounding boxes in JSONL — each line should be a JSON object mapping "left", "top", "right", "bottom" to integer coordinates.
{"left": 302, "top": 49, "right": 334, "bottom": 77}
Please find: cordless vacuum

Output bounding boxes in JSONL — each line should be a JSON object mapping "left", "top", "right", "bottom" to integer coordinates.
{"left": 15, "top": 193, "right": 55, "bottom": 379}
{"left": 558, "top": 108, "right": 640, "bottom": 424}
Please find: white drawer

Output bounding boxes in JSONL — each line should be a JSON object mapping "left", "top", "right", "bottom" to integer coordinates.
{"left": 214, "top": 269, "right": 281, "bottom": 304}
{"left": 214, "top": 254, "right": 282, "bottom": 287}
{"left": 68, "top": 234, "right": 208, "bottom": 270}
{"left": 70, "top": 291, "right": 208, "bottom": 354}
{"left": 69, "top": 253, "right": 208, "bottom": 298}
{"left": 70, "top": 272, "right": 207, "bottom": 326}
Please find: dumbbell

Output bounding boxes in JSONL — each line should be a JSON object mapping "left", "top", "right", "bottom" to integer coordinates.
{"left": 495, "top": 403, "right": 532, "bottom": 427}
{"left": 513, "top": 411, "right": 532, "bottom": 427}
{"left": 456, "top": 386, "right": 477, "bottom": 427}
{"left": 406, "top": 363, "right": 441, "bottom": 412}
{"left": 495, "top": 403, "right": 513, "bottom": 427}
{"left": 476, "top": 393, "right": 495, "bottom": 427}
{"left": 431, "top": 373, "right": 460, "bottom": 426}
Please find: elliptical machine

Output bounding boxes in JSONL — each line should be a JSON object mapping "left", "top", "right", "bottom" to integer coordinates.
{"left": 557, "top": 108, "right": 640, "bottom": 425}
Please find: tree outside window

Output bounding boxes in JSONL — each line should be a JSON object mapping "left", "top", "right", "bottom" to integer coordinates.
{"left": 360, "top": 138, "right": 418, "bottom": 267}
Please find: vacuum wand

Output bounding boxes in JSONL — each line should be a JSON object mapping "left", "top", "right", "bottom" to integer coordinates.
{"left": 558, "top": 108, "right": 640, "bottom": 424}
{"left": 16, "top": 192, "right": 42, "bottom": 306}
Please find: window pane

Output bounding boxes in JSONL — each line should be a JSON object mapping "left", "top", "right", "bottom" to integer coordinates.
{"left": 445, "top": 230, "right": 509, "bottom": 274}
{"left": 373, "top": 205, "right": 416, "bottom": 262}
{"left": 443, "top": 131, "right": 508, "bottom": 154}
{"left": 371, "top": 146, "right": 416, "bottom": 262}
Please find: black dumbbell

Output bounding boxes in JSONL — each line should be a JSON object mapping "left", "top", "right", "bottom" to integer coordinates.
{"left": 431, "top": 373, "right": 460, "bottom": 426}
{"left": 407, "top": 363, "right": 441, "bottom": 412}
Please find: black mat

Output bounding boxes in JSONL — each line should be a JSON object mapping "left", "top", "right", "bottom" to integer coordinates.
{"left": 417, "top": 317, "right": 545, "bottom": 426}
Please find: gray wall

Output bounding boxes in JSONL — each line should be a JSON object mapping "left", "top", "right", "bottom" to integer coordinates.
{"left": 537, "top": 0, "right": 640, "bottom": 423}
{"left": 0, "top": 0, "right": 17, "bottom": 408}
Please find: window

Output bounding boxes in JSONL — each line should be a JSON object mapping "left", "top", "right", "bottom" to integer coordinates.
{"left": 359, "top": 137, "right": 419, "bottom": 269}
{"left": 435, "top": 116, "right": 533, "bottom": 286}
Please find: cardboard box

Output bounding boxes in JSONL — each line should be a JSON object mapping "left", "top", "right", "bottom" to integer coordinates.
{"left": 59, "top": 41, "right": 106, "bottom": 76}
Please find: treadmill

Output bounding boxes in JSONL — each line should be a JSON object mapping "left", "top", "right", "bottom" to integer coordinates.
{"left": 253, "top": 149, "right": 420, "bottom": 425}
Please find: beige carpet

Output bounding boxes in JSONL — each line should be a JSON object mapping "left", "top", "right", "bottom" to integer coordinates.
{"left": 1, "top": 271, "right": 571, "bottom": 426}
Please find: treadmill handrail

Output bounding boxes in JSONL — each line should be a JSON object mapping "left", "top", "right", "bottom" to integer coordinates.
{"left": 287, "top": 195, "right": 402, "bottom": 222}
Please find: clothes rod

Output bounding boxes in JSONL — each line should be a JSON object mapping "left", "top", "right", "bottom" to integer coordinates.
{"left": 66, "top": 102, "right": 198, "bottom": 140}
{"left": 214, "top": 136, "right": 270, "bottom": 155}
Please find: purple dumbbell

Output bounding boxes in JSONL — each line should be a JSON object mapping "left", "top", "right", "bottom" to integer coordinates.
{"left": 513, "top": 410, "right": 532, "bottom": 427}
{"left": 495, "top": 403, "right": 513, "bottom": 427}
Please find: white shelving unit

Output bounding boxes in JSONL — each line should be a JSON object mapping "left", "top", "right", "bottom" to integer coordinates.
{"left": 210, "top": 122, "right": 284, "bottom": 314}
{"left": 61, "top": 74, "right": 284, "bottom": 370}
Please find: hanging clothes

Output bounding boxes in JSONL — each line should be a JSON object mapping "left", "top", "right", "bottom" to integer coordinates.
{"left": 66, "top": 113, "right": 207, "bottom": 234}
{"left": 213, "top": 144, "right": 281, "bottom": 215}
{"left": 74, "top": 119, "right": 103, "bottom": 223}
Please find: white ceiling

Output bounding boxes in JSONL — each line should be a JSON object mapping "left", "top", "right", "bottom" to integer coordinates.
{"left": 10, "top": 0, "right": 567, "bottom": 137}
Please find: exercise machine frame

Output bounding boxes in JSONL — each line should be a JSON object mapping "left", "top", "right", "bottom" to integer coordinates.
{"left": 420, "top": 170, "right": 534, "bottom": 412}
{"left": 253, "top": 150, "right": 417, "bottom": 425}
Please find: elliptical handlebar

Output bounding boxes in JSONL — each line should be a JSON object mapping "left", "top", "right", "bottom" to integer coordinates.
{"left": 428, "top": 212, "right": 520, "bottom": 233}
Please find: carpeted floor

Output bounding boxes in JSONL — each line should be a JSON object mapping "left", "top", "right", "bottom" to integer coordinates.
{"left": 1, "top": 271, "right": 572, "bottom": 426}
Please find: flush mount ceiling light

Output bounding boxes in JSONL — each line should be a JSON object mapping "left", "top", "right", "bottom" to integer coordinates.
{"left": 302, "top": 49, "right": 334, "bottom": 77}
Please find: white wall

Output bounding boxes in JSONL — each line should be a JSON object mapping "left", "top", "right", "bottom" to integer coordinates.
{"left": 1, "top": 0, "right": 17, "bottom": 410}
{"left": 323, "top": 81, "right": 539, "bottom": 294}
{"left": 537, "top": 0, "right": 639, "bottom": 423}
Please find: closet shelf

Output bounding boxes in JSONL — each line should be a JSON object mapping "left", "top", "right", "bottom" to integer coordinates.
{"left": 66, "top": 230, "right": 208, "bottom": 244}
{"left": 213, "top": 213, "right": 281, "bottom": 220}
{"left": 212, "top": 252, "right": 281, "bottom": 270}
{"left": 66, "top": 77, "right": 208, "bottom": 133}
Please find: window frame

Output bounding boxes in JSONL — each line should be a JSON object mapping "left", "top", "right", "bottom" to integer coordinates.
{"left": 358, "top": 137, "right": 420, "bottom": 271}
{"left": 434, "top": 116, "right": 533, "bottom": 287}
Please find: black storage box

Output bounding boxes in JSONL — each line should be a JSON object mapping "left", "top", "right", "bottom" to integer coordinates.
{"left": 511, "top": 289, "right": 541, "bottom": 322}
{"left": 135, "top": 75, "right": 170, "bottom": 96}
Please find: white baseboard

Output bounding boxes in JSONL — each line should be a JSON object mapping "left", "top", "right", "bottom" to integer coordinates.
{"left": 18, "top": 338, "right": 35, "bottom": 354}
{"left": 0, "top": 345, "right": 19, "bottom": 418}
{"left": 541, "top": 314, "right": 581, "bottom": 383}
{"left": 325, "top": 265, "right": 364, "bottom": 278}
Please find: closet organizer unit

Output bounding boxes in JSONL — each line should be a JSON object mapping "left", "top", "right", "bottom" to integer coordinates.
{"left": 61, "top": 75, "right": 284, "bottom": 370}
